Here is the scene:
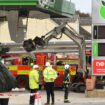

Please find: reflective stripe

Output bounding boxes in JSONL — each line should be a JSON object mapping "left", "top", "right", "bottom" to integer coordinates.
{"left": 64, "top": 81, "right": 70, "bottom": 83}
{"left": 70, "top": 66, "right": 76, "bottom": 76}
{"left": 18, "top": 70, "right": 29, "bottom": 75}
{"left": 43, "top": 67, "right": 57, "bottom": 82}
{"left": 57, "top": 66, "right": 64, "bottom": 71}
{"left": 11, "top": 71, "right": 17, "bottom": 76}
{"left": 87, "top": 67, "right": 91, "bottom": 70}
{"left": 8, "top": 66, "right": 18, "bottom": 71}
{"left": 18, "top": 65, "right": 30, "bottom": 70}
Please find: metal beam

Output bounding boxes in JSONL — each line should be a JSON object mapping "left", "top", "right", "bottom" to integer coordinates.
{"left": 0, "top": 40, "right": 91, "bottom": 53}
{"left": 0, "top": 40, "right": 91, "bottom": 47}
{"left": 7, "top": 49, "right": 79, "bottom": 54}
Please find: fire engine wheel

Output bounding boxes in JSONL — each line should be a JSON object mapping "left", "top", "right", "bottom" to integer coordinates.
{"left": 78, "top": 84, "right": 85, "bottom": 93}
{"left": 16, "top": 76, "right": 29, "bottom": 89}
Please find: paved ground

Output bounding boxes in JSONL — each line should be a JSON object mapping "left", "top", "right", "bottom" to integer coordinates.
{"left": 8, "top": 90, "right": 105, "bottom": 105}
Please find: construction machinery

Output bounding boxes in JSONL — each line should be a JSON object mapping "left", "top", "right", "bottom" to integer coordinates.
{"left": 5, "top": 51, "right": 90, "bottom": 92}
{"left": 0, "top": 62, "right": 16, "bottom": 92}
{"left": 0, "top": 0, "right": 88, "bottom": 92}
{"left": 1, "top": 21, "right": 87, "bottom": 92}
{"left": 0, "top": 0, "right": 76, "bottom": 92}
{"left": 0, "top": 0, "right": 75, "bottom": 18}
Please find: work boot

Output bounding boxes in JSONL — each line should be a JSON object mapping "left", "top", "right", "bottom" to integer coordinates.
{"left": 64, "top": 100, "right": 70, "bottom": 103}
{"left": 51, "top": 103, "right": 55, "bottom": 105}
{"left": 44, "top": 103, "right": 50, "bottom": 105}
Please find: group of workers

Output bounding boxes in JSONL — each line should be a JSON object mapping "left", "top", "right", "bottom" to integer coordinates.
{"left": 29, "top": 62, "right": 71, "bottom": 105}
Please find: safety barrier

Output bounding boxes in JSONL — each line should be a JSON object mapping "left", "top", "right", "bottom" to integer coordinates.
{"left": 0, "top": 88, "right": 42, "bottom": 105}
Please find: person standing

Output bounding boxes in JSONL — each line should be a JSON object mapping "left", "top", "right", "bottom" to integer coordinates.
{"left": 43, "top": 62, "right": 58, "bottom": 105}
{"left": 63, "top": 64, "right": 71, "bottom": 103}
{"left": 29, "top": 65, "right": 39, "bottom": 105}
{"left": 38, "top": 66, "right": 43, "bottom": 90}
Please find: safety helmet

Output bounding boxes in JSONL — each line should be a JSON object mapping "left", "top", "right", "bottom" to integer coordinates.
{"left": 45, "top": 62, "right": 50, "bottom": 66}
{"left": 64, "top": 64, "right": 70, "bottom": 69}
{"left": 30, "top": 63, "right": 34, "bottom": 66}
{"left": 33, "top": 65, "right": 39, "bottom": 69}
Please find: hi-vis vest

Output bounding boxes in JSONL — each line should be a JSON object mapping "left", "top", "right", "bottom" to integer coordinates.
{"left": 29, "top": 69, "right": 39, "bottom": 89}
{"left": 43, "top": 66, "right": 57, "bottom": 82}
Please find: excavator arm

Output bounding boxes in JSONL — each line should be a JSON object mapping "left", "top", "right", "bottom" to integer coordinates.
{"left": 41, "top": 22, "right": 86, "bottom": 72}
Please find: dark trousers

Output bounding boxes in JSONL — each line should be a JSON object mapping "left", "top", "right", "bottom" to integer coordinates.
{"left": 39, "top": 85, "right": 42, "bottom": 90}
{"left": 64, "top": 84, "right": 69, "bottom": 100}
{"left": 45, "top": 82, "right": 54, "bottom": 104}
{"left": 0, "top": 98, "right": 9, "bottom": 105}
{"left": 30, "top": 89, "right": 38, "bottom": 105}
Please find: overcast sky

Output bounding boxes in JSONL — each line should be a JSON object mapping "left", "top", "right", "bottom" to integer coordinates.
{"left": 71, "top": 0, "right": 92, "bottom": 13}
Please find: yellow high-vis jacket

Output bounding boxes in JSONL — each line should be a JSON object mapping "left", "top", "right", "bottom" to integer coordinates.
{"left": 29, "top": 69, "right": 39, "bottom": 89}
{"left": 43, "top": 66, "right": 58, "bottom": 82}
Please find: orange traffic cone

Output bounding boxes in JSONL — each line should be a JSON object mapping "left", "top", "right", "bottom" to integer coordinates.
{"left": 34, "top": 92, "right": 42, "bottom": 105}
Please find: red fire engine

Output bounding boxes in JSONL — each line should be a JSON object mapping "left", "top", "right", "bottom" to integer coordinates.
{"left": 1, "top": 51, "right": 91, "bottom": 91}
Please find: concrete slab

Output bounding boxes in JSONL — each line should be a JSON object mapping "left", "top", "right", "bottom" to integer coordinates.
{"left": 85, "top": 89, "right": 105, "bottom": 97}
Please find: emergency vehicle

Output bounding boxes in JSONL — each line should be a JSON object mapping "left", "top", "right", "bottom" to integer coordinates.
{"left": 1, "top": 51, "right": 91, "bottom": 90}
{"left": 0, "top": 0, "right": 87, "bottom": 91}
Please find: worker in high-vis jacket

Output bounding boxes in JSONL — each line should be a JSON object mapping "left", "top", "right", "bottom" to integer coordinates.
{"left": 29, "top": 65, "right": 39, "bottom": 105}
{"left": 43, "top": 62, "right": 58, "bottom": 105}
{"left": 64, "top": 64, "right": 71, "bottom": 103}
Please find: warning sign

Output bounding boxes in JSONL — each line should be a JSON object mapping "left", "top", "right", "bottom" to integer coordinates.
{"left": 93, "top": 60, "right": 105, "bottom": 75}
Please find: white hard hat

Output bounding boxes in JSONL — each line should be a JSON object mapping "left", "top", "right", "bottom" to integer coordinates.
{"left": 64, "top": 64, "right": 70, "bottom": 69}
{"left": 33, "top": 65, "right": 39, "bottom": 69}
{"left": 45, "top": 62, "right": 50, "bottom": 66}
{"left": 30, "top": 63, "right": 34, "bottom": 66}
